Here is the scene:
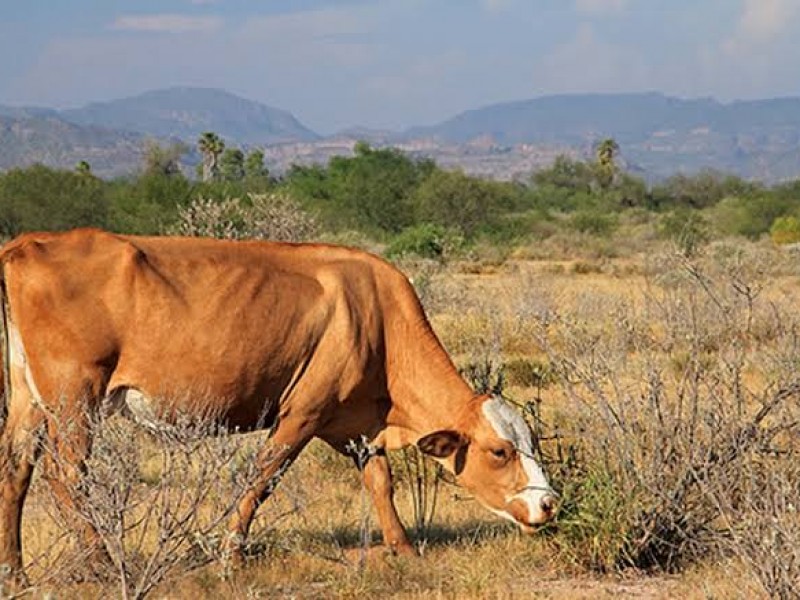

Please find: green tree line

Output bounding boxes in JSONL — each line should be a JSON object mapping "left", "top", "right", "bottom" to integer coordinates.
{"left": 2, "top": 134, "right": 800, "bottom": 256}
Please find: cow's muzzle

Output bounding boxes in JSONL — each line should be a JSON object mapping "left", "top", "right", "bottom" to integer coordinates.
{"left": 508, "top": 491, "right": 559, "bottom": 531}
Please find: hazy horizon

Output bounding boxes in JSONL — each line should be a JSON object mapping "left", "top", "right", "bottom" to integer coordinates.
{"left": 3, "top": 1, "right": 800, "bottom": 134}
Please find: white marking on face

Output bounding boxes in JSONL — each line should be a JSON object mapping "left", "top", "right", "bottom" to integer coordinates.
{"left": 481, "top": 396, "right": 552, "bottom": 524}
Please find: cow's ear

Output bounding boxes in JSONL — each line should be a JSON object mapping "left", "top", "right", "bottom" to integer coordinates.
{"left": 417, "top": 430, "right": 465, "bottom": 458}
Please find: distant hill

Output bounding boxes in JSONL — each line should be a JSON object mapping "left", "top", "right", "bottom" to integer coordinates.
{"left": 62, "top": 87, "right": 319, "bottom": 145}
{"left": 0, "top": 114, "right": 146, "bottom": 177}
{"left": 0, "top": 105, "right": 60, "bottom": 120}
{"left": 404, "top": 92, "right": 800, "bottom": 180}
{"left": 406, "top": 92, "right": 800, "bottom": 144}
{"left": 2, "top": 89, "right": 800, "bottom": 181}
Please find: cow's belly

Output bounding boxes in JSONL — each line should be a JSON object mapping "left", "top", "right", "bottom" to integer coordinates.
{"left": 104, "top": 385, "right": 281, "bottom": 433}
{"left": 106, "top": 343, "right": 301, "bottom": 429}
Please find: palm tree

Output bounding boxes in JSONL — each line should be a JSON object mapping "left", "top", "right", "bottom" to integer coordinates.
{"left": 197, "top": 132, "right": 225, "bottom": 182}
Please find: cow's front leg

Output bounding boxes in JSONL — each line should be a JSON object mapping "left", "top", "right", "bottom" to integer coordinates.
{"left": 225, "top": 418, "right": 315, "bottom": 563}
{"left": 323, "top": 436, "right": 415, "bottom": 556}
{"left": 361, "top": 452, "right": 415, "bottom": 556}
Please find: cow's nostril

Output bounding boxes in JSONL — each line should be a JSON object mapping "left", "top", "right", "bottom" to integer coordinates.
{"left": 540, "top": 494, "right": 557, "bottom": 514}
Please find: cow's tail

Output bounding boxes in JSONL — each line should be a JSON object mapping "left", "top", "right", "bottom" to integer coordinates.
{"left": 0, "top": 259, "right": 9, "bottom": 432}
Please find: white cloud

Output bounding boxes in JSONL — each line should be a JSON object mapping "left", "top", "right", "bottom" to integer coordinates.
{"left": 678, "top": 0, "right": 800, "bottom": 101}
{"left": 533, "top": 23, "right": 649, "bottom": 93}
{"left": 110, "top": 14, "right": 223, "bottom": 34}
{"left": 574, "top": 0, "right": 628, "bottom": 15}
{"left": 721, "top": 0, "right": 800, "bottom": 55}
{"left": 707, "top": 0, "right": 800, "bottom": 95}
{"left": 737, "top": 0, "right": 800, "bottom": 41}
{"left": 237, "top": 9, "right": 378, "bottom": 69}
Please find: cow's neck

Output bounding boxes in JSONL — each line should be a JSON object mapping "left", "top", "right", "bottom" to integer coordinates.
{"left": 385, "top": 315, "right": 474, "bottom": 439}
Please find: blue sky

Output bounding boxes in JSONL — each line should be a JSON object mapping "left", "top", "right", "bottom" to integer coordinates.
{"left": 1, "top": 0, "right": 800, "bottom": 133}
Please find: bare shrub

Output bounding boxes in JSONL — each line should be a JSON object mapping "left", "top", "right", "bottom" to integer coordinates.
{"left": 394, "top": 447, "right": 443, "bottom": 550}
{"left": 702, "top": 449, "right": 800, "bottom": 599}
{"left": 536, "top": 246, "right": 800, "bottom": 572}
{"left": 36, "top": 410, "right": 277, "bottom": 600}
{"left": 169, "top": 192, "right": 318, "bottom": 242}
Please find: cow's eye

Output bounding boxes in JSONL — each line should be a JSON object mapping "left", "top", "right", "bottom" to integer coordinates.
{"left": 491, "top": 448, "right": 509, "bottom": 460}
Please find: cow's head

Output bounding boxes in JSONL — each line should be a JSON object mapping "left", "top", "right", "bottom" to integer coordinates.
{"left": 417, "top": 395, "right": 557, "bottom": 530}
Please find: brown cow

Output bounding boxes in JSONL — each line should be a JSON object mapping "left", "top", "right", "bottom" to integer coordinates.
{"left": 0, "top": 228, "right": 556, "bottom": 585}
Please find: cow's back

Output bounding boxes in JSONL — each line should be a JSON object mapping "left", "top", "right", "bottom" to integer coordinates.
{"left": 0, "top": 229, "right": 390, "bottom": 428}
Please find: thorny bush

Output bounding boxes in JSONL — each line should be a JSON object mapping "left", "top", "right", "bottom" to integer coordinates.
{"left": 536, "top": 244, "right": 800, "bottom": 575}
{"left": 168, "top": 192, "right": 318, "bottom": 242}
{"left": 31, "top": 409, "right": 280, "bottom": 600}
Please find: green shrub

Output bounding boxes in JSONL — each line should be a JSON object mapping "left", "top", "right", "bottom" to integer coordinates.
{"left": 711, "top": 194, "right": 794, "bottom": 239}
{"left": 385, "top": 224, "right": 463, "bottom": 260}
{"left": 552, "top": 462, "right": 636, "bottom": 572}
{"left": 658, "top": 209, "right": 709, "bottom": 256}
{"left": 503, "top": 358, "right": 555, "bottom": 388}
{"left": 569, "top": 209, "right": 618, "bottom": 236}
{"left": 413, "top": 169, "right": 512, "bottom": 238}
{"left": 0, "top": 164, "right": 110, "bottom": 237}
{"left": 769, "top": 215, "right": 800, "bottom": 245}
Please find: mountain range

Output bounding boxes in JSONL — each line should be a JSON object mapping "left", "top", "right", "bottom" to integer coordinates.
{"left": 2, "top": 87, "right": 800, "bottom": 181}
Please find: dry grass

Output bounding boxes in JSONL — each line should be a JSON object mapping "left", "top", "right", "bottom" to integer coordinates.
{"left": 14, "top": 241, "right": 800, "bottom": 598}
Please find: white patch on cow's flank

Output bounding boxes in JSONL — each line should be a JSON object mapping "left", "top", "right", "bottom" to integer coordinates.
{"left": 481, "top": 396, "right": 553, "bottom": 524}
{"left": 7, "top": 319, "right": 44, "bottom": 407}
{"left": 8, "top": 320, "right": 25, "bottom": 368}
{"left": 120, "top": 388, "right": 161, "bottom": 427}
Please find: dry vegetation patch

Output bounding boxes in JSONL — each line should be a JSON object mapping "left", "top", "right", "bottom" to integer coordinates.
{"left": 13, "top": 243, "right": 800, "bottom": 598}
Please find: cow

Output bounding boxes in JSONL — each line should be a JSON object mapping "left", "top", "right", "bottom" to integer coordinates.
{"left": 0, "top": 228, "right": 557, "bottom": 586}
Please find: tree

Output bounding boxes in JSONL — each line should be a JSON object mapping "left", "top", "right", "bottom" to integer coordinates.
{"left": 595, "top": 138, "right": 619, "bottom": 189}
{"left": 651, "top": 170, "right": 755, "bottom": 210}
{"left": 322, "top": 143, "right": 432, "bottom": 233}
{"left": 0, "top": 165, "right": 109, "bottom": 237}
{"left": 530, "top": 155, "right": 595, "bottom": 192}
{"left": 197, "top": 132, "right": 225, "bottom": 182}
{"left": 245, "top": 149, "right": 270, "bottom": 181}
{"left": 413, "top": 169, "right": 507, "bottom": 237}
{"left": 75, "top": 160, "right": 92, "bottom": 176}
{"left": 143, "top": 140, "right": 187, "bottom": 177}
{"left": 219, "top": 148, "right": 245, "bottom": 182}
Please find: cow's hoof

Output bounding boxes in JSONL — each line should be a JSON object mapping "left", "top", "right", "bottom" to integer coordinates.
{"left": 67, "top": 547, "right": 116, "bottom": 583}
{"left": 388, "top": 542, "right": 417, "bottom": 557}
{"left": 0, "top": 565, "right": 29, "bottom": 595}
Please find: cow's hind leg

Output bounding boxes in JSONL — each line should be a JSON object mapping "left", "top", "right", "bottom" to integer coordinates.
{"left": 41, "top": 405, "right": 111, "bottom": 568}
{"left": 0, "top": 349, "right": 45, "bottom": 589}
{"left": 17, "top": 355, "right": 114, "bottom": 581}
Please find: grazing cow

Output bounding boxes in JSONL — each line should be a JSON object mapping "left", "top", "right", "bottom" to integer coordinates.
{"left": 0, "top": 228, "right": 556, "bottom": 584}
